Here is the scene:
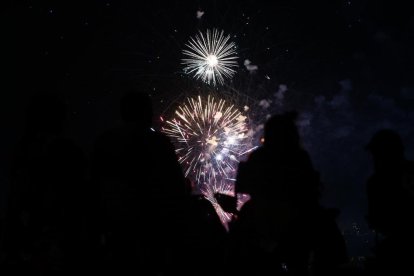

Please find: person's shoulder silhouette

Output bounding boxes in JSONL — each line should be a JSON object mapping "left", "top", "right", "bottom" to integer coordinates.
{"left": 366, "top": 129, "right": 405, "bottom": 169}
{"left": 366, "top": 129, "right": 414, "bottom": 236}
{"left": 92, "top": 90, "right": 185, "bottom": 219}
{"left": 237, "top": 111, "right": 320, "bottom": 199}
{"left": 365, "top": 129, "right": 414, "bottom": 274}
{"left": 91, "top": 90, "right": 186, "bottom": 275}
{"left": 231, "top": 111, "right": 325, "bottom": 276}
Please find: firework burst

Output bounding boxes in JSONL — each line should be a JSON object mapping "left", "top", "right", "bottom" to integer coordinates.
{"left": 182, "top": 29, "right": 238, "bottom": 86}
{"left": 162, "top": 95, "right": 256, "bottom": 225}
{"left": 201, "top": 182, "right": 251, "bottom": 227}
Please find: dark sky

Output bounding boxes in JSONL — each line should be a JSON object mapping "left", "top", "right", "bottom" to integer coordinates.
{"left": 3, "top": 0, "right": 414, "bottom": 256}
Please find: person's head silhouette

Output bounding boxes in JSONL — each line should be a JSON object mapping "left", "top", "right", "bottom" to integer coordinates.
{"left": 263, "top": 111, "right": 300, "bottom": 150}
{"left": 25, "top": 93, "right": 66, "bottom": 135}
{"left": 366, "top": 129, "right": 405, "bottom": 169}
{"left": 120, "top": 91, "right": 153, "bottom": 129}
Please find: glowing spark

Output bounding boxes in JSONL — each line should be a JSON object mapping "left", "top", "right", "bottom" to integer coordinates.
{"left": 226, "top": 137, "right": 236, "bottom": 145}
{"left": 182, "top": 29, "right": 238, "bottom": 86}
{"left": 207, "top": 55, "right": 218, "bottom": 67}
{"left": 162, "top": 95, "right": 254, "bottom": 225}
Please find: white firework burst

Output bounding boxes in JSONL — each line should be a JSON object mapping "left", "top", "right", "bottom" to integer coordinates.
{"left": 182, "top": 29, "right": 239, "bottom": 86}
{"left": 162, "top": 95, "right": 256, "bottom": 225}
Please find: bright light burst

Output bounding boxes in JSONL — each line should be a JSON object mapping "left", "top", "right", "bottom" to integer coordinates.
{"left": 182, "top": 29, "right": 238, "bottom": 86}
{"left": 162, "top": 95, "right": 256, "bottom": 225}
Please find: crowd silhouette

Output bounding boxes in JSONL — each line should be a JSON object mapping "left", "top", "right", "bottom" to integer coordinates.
{"left": 1, "top": 90, "right": 413, "bottom": 275}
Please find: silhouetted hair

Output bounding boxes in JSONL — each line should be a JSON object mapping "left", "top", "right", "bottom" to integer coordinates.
{"left": 120, "top": 91, "right": 153, "bottom": 127}
{"left": 25, "top": 93, "right": 66, "bottom": 134}
{"left": 264, "top": 111, "right": 300, "bottom": 149}
{"left": 366, "top": 129, "right": 404, "bottom": 157}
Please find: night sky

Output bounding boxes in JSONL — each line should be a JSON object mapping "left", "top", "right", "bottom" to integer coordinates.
{"left": 3, "top": 0, "right": 414, "bottom": 257}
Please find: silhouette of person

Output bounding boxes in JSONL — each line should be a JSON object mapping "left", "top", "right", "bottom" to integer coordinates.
{"left": 365, "top": 129, "right": 414, "bottom": 275}
{"left": 230, "top": 111, "right": 346, "bottom": 276}
{"left": 91, "top": 90, "right": 187, "bottom": 275}
{"left": 4, "top": 93, "right": 87, "bottom": 275}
